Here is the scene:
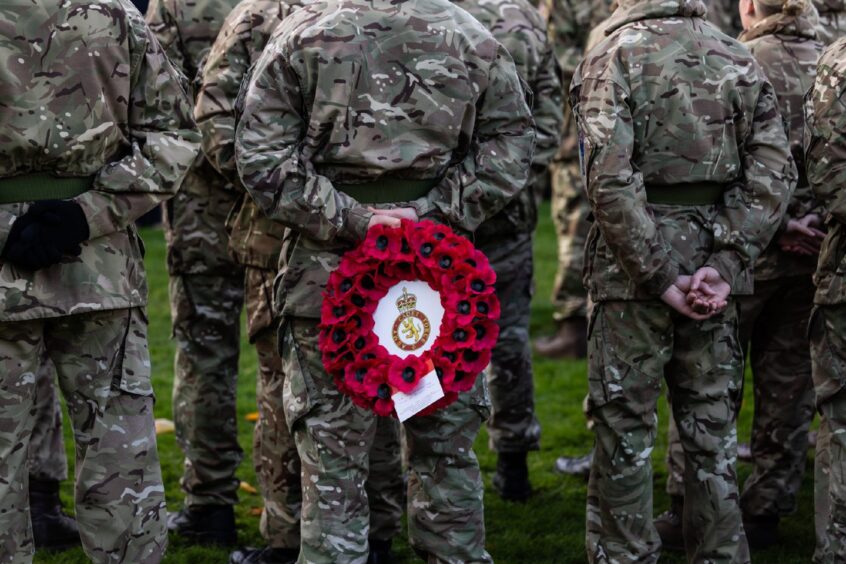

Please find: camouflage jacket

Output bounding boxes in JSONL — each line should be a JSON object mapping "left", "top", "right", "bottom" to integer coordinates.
{"left": 572, "top": 0, "right": 796, "bottom": 302}
{"left": 195, "top": 0, "right": 298, "bottom": 271}
{"left": 814, "top": 0, "right": 846, "bottom": 43}
{"left": 806, "top": 37, "right": 846, "bottom": 305}
{"left": 706, "top": 0, "right": 743, "bottom": 36}
{"left": 542, "top": 0, "right": 614, "bottom": 160}
{"left": 0, "top": 0, "right": 199, "bottom": 322}
{"left": 235, "top": 0, "right": 536, "bottom": 319}
{"left": 147, "top": 0, "right": 242, "bottom": 275}
{"left": 454, "top": 0, "right": 564, "bottom": 239}
{"left": 740, "top": 8, "right": 823, "bottom": 280}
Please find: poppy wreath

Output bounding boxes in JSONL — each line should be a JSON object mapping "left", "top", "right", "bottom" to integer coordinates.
{"left": 319, "top": 219, "right": 501, "bottom": 417}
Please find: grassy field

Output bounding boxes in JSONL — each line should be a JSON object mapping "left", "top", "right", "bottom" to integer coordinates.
{"left": 36, "top": 203, "right": 816, "bottom": 563}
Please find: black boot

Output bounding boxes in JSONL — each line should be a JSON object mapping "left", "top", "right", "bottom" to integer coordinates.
{"left": 368, "top": 538, "right": 394, "bottom": 564}
{"left": 29, "top": 478, "right": 81, "bottom": 552}
{"left": 744, "top": 514, "right": 779, "bottom": 550}
{"left": 492, "top": 452, "right": 532, "bottom": 502}
{"left": 229, "top": 546, "right": 299, "bottom": 564}
{"left": 168, "top": 504, "right": 237, "bottom": 546}
{"left": 654, "top": 495, "right": 684, "bottom": 551}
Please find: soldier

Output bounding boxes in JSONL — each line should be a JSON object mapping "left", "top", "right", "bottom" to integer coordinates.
{"left": 0, "top": 0, "right": 199, "bottom": 561}
{"left": 533, "top": 0, "right": 613, "bottom": 360}
{"left": 450, "top": 0, "right": 564, "bottom": 502}
{"left": 543, "top": 0, "right": 614, "bottom": 478}
{"left": 145, "top": 0, "right": 245, "bottom": 546}
{"left": 195, "top": 1, "right": 404, "bottom": 561}
{"left": 572, "top": 0, "right": 795, "bottom": 560}
{"left": 235, "top": 0, "right": 535, "bottom": 560}
{"left": 814, "top": 0, "right": 846, "bottom": 43}
{"left": 655, "top": 0, "right": 823, "bottom": 551}
{"left": 805, "top": 35, "right": 846, "bottom": 564}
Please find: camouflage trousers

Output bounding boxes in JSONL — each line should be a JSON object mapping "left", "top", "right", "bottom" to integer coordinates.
{"left": 550, "top": 160, "right": 590, "bottom": 322}
{"left": 246, "top": 269, "right": 403, "bottom": 548}
{"left": 586, "top": 300, "right": 747, "bottom": 563}
{"left": 281, "top": 317, "right": 491, "bottom": 563}
{"left": 27, "top": 358, "right": 67, "bottom": 482}
{"left": 170, "top": 271, "right": 245, "bottom": 507}
{"left": 478, "top": 230, "right": 541, "bottom": 453}
{"left": 809, "top": 303, "right": 846, "bottom": 563}
{"left": 0, "top": 308, "right": 166, "bottom": 563}
{"left": 665, "top": 276, "right": 815, "bottom": 519}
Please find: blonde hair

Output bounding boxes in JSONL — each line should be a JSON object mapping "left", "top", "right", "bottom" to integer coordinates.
{"left": 754, "top": 0, "right": 807, "bottom": 16}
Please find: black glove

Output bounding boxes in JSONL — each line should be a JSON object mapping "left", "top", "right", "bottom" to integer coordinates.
{"left": 1, "top": 200, "right": 89, "bottom": 271}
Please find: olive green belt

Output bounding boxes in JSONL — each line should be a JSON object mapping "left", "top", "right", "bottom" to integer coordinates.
{"left": 336, "top": 178, "right": 438, "bottom": 205}
{"left": 0, "top": 173, "right": 94, "bottom": 204}
{"left": 645, "top": 182, "right": 726, "bottom": 206}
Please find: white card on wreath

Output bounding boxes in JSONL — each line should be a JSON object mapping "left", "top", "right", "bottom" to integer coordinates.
{"left": 392, "top": 364, "right": 445, "bottom": 422}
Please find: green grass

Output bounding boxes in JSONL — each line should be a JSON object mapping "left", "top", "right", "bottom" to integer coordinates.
{"left": 36, "top": 203, "right": 815, "bottom": 563}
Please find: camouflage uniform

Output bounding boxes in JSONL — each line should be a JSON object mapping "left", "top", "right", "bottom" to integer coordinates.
{"left": 27, "top": 362, "right": 67, "bottom": 483}
{"left": 146, "top": 0, "right": 246, "bottom": 510}
{"left": 664, "top": 6, "right": 822, "bottom": 523}
{"left": 540, "top": 0, "right": 613, "bottom": 329}
{"left": 572, "top": 0, "right": 796, "bottom": 560}
{"left": 235, "top": 0, "right": 535, "bottom": 560}
{"left": 0, "top": 0, "right": 199, "bottom": 561}
{"left": 706, "top": 0, "right": 744, "bottom": 36}
{"left": 814, "top": 0, "right": 846, "bottom": 43}
{"left": 452, "top": 0, "right": 563, "bottom": 455}
{"left": 195, "top": 0, "right": 403, "bottom": 547}
{"left": 806, "top": 36, "right": 846, "bottom": 564}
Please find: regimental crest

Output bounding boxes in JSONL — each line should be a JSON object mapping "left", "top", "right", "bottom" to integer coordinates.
{"left": 391, "top": 287, "right": 431, "bottom": 351}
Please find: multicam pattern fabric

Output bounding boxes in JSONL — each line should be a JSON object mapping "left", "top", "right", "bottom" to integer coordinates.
{"left": 807, "top": 37, "right": 846, "bottom": 306}
{"left": 0, "top": 0, "right": 200, "bottom": 322}
{"left": 456, "top": 0, "right": 564, "bottom": 239}
{"left": 572, "top": 0, "right": 795, "bottom": 301}
{"left": 586, "top": 301, "right": 746, "bottom": 563}
{"left": 740, "top": 5, "right": 823, "bottom": 280}
{"left": 706, "top": 0, "right": 744, "bottom": 36}
{"left": 195, "top": 0, "right": 298, "bottom": 270}
{"left": 0, "top": 308, "right": 166, "bottom": 563}
{"left": 27, "top": 361, "right": 67, "bottom": 483}
{"left": 235, "top": 0, "right": 535, "bottom": 320}
{"left": 550, "top": 161, "right": 590, "bottom": 321}
{"left": 813, "top": 0, "right": 846, "bottom": 43}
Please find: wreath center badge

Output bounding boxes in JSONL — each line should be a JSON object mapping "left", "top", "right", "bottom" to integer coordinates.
{"left": 319, "top": 220, "right": 500, "bottom": 420}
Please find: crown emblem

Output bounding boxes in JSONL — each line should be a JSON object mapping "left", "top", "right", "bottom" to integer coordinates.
{"left": 396, "top": 287, "right": 417, "bottom": 313}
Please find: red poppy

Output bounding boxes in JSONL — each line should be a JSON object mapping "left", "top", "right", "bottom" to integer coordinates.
{"left": 361, "top": 223, "right": 402, "bottom": 261}
{"left": 373, "top": 396, "right": 395, "bottom": 417}
{"left": 473, "top": 293, "right": 501, "bottom": 321}
{"left": 459, "top": 348, "right": 491, "bottom": 376}
{"left": 387, "top": 354, "right": 429, "bottom": 394}
{"left": 469, "top": 319, "right": 499, "bottom": 352}
{"left": 443, "top": 292, "right": 477, "bottom": 326}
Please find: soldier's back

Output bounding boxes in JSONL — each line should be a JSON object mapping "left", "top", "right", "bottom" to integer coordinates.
{"left": 583, "top": 3, "right": 765, "bottom": 186}
{"left": 264, "top": 0, "right": 510, "bottom": 180}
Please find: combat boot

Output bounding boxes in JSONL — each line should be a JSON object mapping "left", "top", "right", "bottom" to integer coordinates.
{"left": 29, "top": 478, "right": 81, "bottom": 552}
{"left": 168, "top": 504, "right": 237, "bottom": 546}
{"left": 368, "top": 538, "right": 394, "bottom": 564}
{"left": 553, "top": 449, "right": 593, "bottom": 479}
{"left": 533, "top": 317, "right": 587, "bottom": 359}
{"left": 654, "top": 495, "right": 684, "bottom": 551}
{"left": 744, "top": 515, "right": 779, "bottom": 550}
{"left": 492, "top": 452, "right": 532, "bottom": 502}
{"left": 229, "top": 547, "right": 298, "bottom": 563}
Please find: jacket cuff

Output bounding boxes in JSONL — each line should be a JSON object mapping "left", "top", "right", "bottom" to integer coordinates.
{"left": 344, "top": 207, "right": 373, "bottom": 242}
{"left": 705, "top": 250, "right": 744, "bottom": 291}
{"left": 642, "top": 258, "right": 679, "bottom": 297}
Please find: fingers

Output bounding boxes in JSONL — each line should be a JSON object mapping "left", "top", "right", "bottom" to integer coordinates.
{"left": 367, "top": 215, "right": 401, "bottom": 229}
{"left": 367, "top": 207, "right": 418, "bottom": 221}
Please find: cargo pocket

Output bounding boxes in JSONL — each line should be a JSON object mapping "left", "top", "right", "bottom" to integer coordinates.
{"left": 114, "top": 307, "right": 154, "bottom": 397}
{"left": 586, "top": 304, "right": 666, "bottom": 419}
{"left": 280, "top": 317, "right": 320, "bottom": 433}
